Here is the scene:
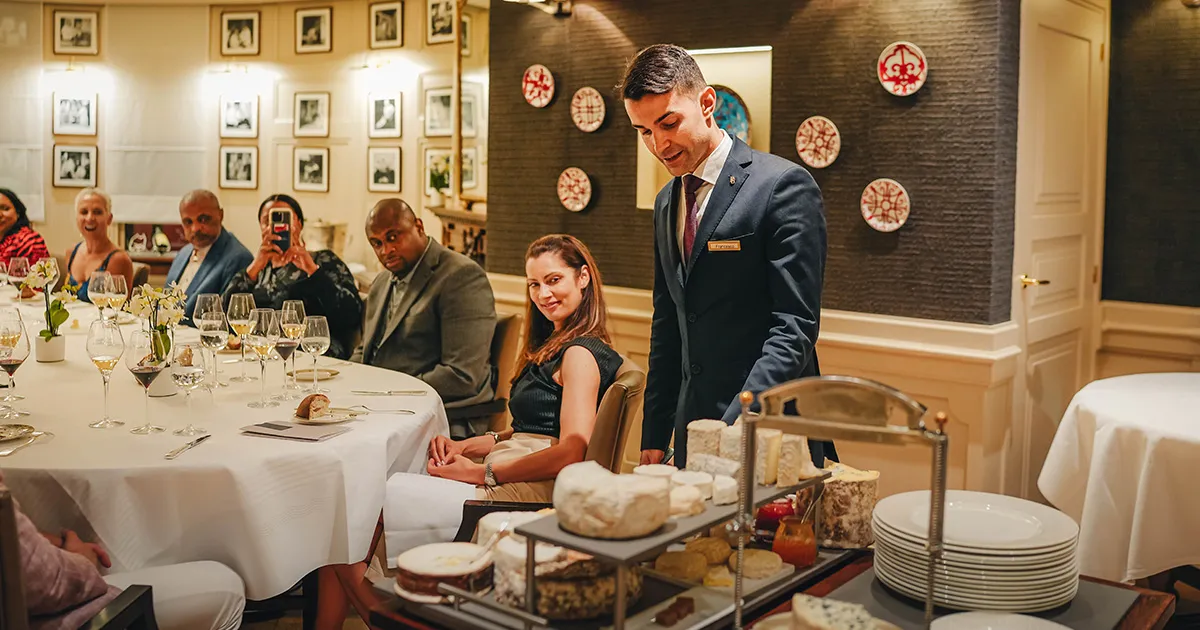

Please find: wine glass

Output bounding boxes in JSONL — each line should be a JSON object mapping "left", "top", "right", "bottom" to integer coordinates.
{"left": 85, "top": 319, "right": 124, "bottom": 428}
{"left": 106, "top": 275, "right": 128, "bottom": 314}
{"left": 277, "top": 301, "right": 306, "bottom": 397}
{"left": 89, "top": 270, "right": 111, "bottom": 315}
{"left": 246, "top": 308, "right": 280, "bottom": 408}
{"left": 226, "top": 293, "right": 255, "bottom": 382}
{"left": 197, "top": 311, "right": 230, "bottom": 389}
{"left": 7, "top": 257, "right": 29, "bottom": 298}
{"left": 194, "top": 293, "right": 222, "bottom": 318}
{"left": 126, "top": 330, "right": 167, "bottom": 435}
{"left": 0, "top": 261, "right": 8, "bottom": 290}
{"left": 0, "top": 308, "right": 30, "bottom": 419}
{"left": 171, "top": 341, "right": 207, "bottom": 436}
{"left": 301, "top": 315, "right": 330, "bottom": 394}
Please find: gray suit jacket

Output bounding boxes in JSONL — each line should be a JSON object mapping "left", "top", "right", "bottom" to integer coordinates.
{"left": 351, "top": 239, "right": 497, "bottom": 409}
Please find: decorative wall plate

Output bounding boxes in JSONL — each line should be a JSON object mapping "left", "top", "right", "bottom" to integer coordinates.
{"left": 878, "top": 41, "right": 928, "bottom": 96}
{"left": 712, "top": 85, "right": 751, "bottom": 143}
{"left": 795, "top": 116, "right": 841, "bottom": 169}
{"left": 860, "top": 178, "right": 910, "bottom": 232}
{"left": 522, "top": 64, "right": 555, "bottom": 108}
{"left": 557, "top": 167, "right": 592, "bottom": 212}
{"left": 570, "top": 87, "right": 605, "bottom": 132}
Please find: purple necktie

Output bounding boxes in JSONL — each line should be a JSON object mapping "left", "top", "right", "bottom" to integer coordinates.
{"left": 682, "top": 174, "right": 704, "bottom": 261}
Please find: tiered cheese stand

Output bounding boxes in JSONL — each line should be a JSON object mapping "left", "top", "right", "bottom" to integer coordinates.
{"left": 419, "top": 375, "right": 949, "bottom": 630}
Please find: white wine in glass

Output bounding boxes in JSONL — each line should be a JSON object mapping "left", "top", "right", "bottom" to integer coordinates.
{"left": 301, "top": 315, "right": 330, "bottom": 394}
{"left": 197, "top": 311, "right": 230, "bottom": 389}
{"left": 226, "top": 293, "right": 256, "bottom": 382}
{"left": 86, "top": 319, "right": 124, "bottom": 428}
{"left": 279, "top": 300, "right": 305, "bottom": 396}
{"left": 106, "top": 275, "right": 128, "bottom": 312}
{"left": 89, "top": 270, "right": 111, "bottom": 312}
{"left": 246, "top": 308, "right": 279, "bottom": 408}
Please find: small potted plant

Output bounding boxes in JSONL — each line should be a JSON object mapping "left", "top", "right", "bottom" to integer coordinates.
{"left": 428, "top": 168, "right": 449, "bottom": 208}
{"left": 128, "top": 284, "right": 187, "bottom": 396}
{"left": 23, "top": 258, "right": 69, "bottom": 362}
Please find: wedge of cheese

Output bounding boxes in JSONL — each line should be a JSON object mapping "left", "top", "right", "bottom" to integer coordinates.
{"left": 686, "top": 454, "right": 741, "bottom": 479}
{"left": 553, "top": 461, "right": 670, "bottom": 539}
{"left": 686, "top": 419, "right": 725, "bottom": 458}
{"left": 718, "top": 424, "right": 743, "bottom": 460}
{"left": 670, "top": 470, "right": 713, "bottom": 500}
{"left": 755, "top": 428, "right": 783, "bottom": 485}
{"left": 712, "top": 474, "right": 738, "bottom": 505}
{"left": 776, "top": 434, "right": 823, "bottom": 487}
{"left": 790, "top": 594, "right": 901, "bottom": 630}
{"left": 818, "top": 463, "right": 880, "bottom": 549}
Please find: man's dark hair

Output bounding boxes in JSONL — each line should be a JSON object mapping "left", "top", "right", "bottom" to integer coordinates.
{"left": 617, "top": 44, "right": 707, "bottom": 101}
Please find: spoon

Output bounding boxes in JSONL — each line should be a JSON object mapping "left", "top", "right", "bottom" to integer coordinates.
{"left": 471, "top": 519, "right": 510, "bottom": 564}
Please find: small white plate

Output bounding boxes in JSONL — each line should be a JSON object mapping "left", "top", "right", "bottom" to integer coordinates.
{"left": 875, "top": 563, "right": 1078, "bottom": 612}
{"left": 874, "top": 526, "right": 1077, "bottom": 566}
{"left": 289, "top": 368, "right": 339, "bottom": 381}
{"left": 292, "top": 408, "right": 360, "bottom": 425}
{"left": 932, "top": 612, "right": 1071, "bottom": 629}
{"left": 874, "top": 490, "right": 1080, "bottom": 551}
{"left": 873, "top": 517, "right": 1078, "bottom": 560}
{"left": 0, "top": 424, "right": 34, "bottom": 442}
{"left": 874, "top": 551, "right": 1078, "bottom": 592}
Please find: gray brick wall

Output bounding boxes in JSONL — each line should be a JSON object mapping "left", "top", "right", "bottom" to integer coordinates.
{"left": 488, "top": 0, "right": 1019, "bottom": 324}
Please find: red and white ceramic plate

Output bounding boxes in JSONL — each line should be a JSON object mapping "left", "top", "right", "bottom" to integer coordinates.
{"left": 795, "top": 115, "right": 841, "bottom": 169}
{"left": 878, "top": 41, "right": 928, "bottom": 97}
{"left": 570, "top": 86, "right": 605, "bottom": 132}
{"left": 522, "top": 64, "right": 555, "bottom": 108}
{"left": 557, "top": 167, "right": 592, "bottom": 212}
{"left": 860, "top": 178, "right": 910, "bottom": 232}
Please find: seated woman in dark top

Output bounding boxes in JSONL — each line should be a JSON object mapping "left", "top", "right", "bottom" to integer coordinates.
{"left": 311, "top": 235, "right": 621, "bottom": 630}
{"left": 221, "top": 194, "right": 363, "bottom": 359}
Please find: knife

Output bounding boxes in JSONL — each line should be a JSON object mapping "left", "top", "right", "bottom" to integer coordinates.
{"left": 164, "top": 434, "right": 212, "bottom": 460}
{"left": 351, "top": 390, "right": 427, "bottom": 396}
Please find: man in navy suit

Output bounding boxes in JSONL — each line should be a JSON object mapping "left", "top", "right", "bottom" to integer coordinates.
{"left": 622, "top": 44, "right": 835, "bottom": 469}
{"left": 166, "top": 189, "right": 254, "bottom": 324}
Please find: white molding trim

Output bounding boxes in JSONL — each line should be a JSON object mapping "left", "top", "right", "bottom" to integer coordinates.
{"left": 1097, "top": 300, "right": 1200, "bottom": 376}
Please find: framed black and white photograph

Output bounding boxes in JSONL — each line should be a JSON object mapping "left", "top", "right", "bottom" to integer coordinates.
{"left": 219, "top": 146, "right": 258, "bottom": 190}
{"left": 423, "top": 87, "right": 476, "bottom": 138}
{"left": 370, "top": 1, "right": 403, "bottom": 49}
{"left": 424, "top": 147, "right": 450, "bottom": 196}
{"left": 295, "top": 7, "right": 332, "bottom": 54}
{"left": 53, "top": 145, "right": 97, "bottom": 188}
{"left": 219, "top": 95, "right": 258, "bottom": 139}
{"left": 462, "top": 146, "right": 478, "bottom": 189}
{"left": 294, "top": 92, "right": 330, "bottom": 137}
{"left": 368, "top": 147, "right": 401, "bottom": 193}
{"left": 221, "top": 11, "right": 260, "bottom": 56}
{"left": 53, "top": 11, "right": 98, "bottom": 55}
{"left": 425, "top": 0, "right": 453, "bottom": 45}
{"left": 460, "top": 14, "right": 471, "bottom": 56}
{"left": 368, "top": 93, "right": 401, "bottom": 139}
{"left": 294, "top": 147, "right": 329, "bottom": 192}
{"left": 52, "top": 92, "right": 97, "bottom": 136}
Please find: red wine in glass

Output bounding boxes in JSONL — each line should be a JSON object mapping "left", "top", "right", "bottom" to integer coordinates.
{"left": 131, "top": 365, "right": 164, "bottom": 389}
{"left": 0, "top": 358, "right": 23, "bottom": 376}
{"left": 275, "top": 340, "right": 299, "bottom": 361}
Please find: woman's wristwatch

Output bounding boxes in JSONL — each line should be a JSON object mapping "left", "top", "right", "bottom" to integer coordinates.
{"left": 484, "top": 462, "right": 497, "bottom": 487}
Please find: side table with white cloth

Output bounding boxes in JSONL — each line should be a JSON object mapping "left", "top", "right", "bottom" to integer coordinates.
{"left": 0, "top": 301, "right": 449, "bottom": 601}
{"left": 1039, "top": 372, "right": 1200, "bottom": 583}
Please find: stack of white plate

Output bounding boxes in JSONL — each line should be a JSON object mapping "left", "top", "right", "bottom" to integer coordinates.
{"left": 872, "top": 490, "right": 1080, "bottom": 613}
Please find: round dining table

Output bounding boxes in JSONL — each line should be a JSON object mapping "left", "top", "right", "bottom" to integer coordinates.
{"left": 1039, "top": 372, "right": 1200, "bottom": 584}
{"left": 0, "top": 300, "right": 448, "bottom": 600}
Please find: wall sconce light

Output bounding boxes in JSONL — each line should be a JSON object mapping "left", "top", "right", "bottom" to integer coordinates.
{"left": 503, "top": 0, "right": 571, "bottom": 17}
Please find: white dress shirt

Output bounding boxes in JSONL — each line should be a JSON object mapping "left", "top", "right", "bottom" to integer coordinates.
{"left": 176, "top": 243, "right": 212, "bottom": 292}
{"left": 676, "top": 130, "right": 734, "bottom": 255}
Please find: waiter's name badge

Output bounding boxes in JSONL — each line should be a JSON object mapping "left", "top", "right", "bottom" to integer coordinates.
{"left": 708, "top": 240, "right": 741, "bottom": 252}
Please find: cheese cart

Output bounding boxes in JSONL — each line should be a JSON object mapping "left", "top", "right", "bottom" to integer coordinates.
{"left": 378, "top": 375, "right": 950, "bottom": 630}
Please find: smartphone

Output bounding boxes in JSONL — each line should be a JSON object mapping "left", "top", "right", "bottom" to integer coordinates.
{"left": 270, "top": 209, "right": 292, "bottom": 251}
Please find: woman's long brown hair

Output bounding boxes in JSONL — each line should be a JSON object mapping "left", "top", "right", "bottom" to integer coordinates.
{"left": 514, "top": 235, "right": 611, "bottom": 380}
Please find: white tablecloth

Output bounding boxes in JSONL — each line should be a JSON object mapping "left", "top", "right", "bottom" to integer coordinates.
{"left": 0, "top": 302, "right": 448, "bottom": 600}
{"left": 1038, "top": 372, "right": 1200, "bottom": 583}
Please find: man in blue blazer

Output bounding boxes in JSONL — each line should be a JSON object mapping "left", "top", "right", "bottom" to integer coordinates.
{"left": 166, "top": 190, "right": 254, "bottom": 324}
{"left": 622, "top": 44, "right": 835, "bottom": 469}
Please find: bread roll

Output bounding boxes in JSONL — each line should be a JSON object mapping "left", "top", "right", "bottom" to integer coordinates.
{"left": 296, "top": 393, "right": 331, "bottom": 419}
{"left": 684, "top": 537, "right": 731, "bottom": 565}
{"left": 653, "top": 551, "right": 707, "bottom": 582}
{"left": 727, "top": 548, "right": 783, "bottom": 579}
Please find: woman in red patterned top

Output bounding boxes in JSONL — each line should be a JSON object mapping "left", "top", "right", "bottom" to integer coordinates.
{"left": 0, "top": 189, "right": 50, "bottom": 266}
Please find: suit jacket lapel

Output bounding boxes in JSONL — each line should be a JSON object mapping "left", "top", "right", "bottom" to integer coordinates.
{"left": 361, "top": 275, "right": 389, "bottom": 364}
{"left": 379, "top": 240, "right": 442, "bottom": 348}
{"left": 686, "top": 138, "right": 753, "bottom": 273}
{"left": 657, "top": 180, "right": 686, "bottom": 301}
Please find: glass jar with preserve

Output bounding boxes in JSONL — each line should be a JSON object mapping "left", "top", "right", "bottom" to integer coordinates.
{"left": 754, "top": 497, "right": 795, "bottom": 543}
{"left": 772, "top": 515, "right": 818, "bottom": 569}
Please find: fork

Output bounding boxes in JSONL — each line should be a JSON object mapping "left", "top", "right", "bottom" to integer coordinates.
{"left": 347, "top": 405, "right": 415, "bottom": 415}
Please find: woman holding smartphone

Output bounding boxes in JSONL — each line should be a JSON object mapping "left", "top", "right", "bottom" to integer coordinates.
{"left": 221, "top": 194, "right": 363, "bottom": 359}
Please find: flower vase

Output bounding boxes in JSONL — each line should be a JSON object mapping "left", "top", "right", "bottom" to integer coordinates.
{"left": 35, "top": 335, "right": 65, "bottom": 363}
{"left": 148, "top": 327, "right": 178, "bottom": 397}
{"left": 429, "top": 189, "right": 445, "bottom": 208}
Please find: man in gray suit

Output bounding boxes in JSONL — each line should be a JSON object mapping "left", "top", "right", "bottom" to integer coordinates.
{"left": 352, "top": 199, "right": 497, "bottom": 435}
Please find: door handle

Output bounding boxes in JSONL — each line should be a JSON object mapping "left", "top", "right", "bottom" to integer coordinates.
{"left": 1020, "top": 274, "right": 1050, "bottom": 288}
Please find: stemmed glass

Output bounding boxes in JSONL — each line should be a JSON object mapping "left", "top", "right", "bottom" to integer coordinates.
{"left": 227, "top": 293, "right": 256, "bottom": 382}
{"left": 86, "top": 319, "right": 124, "bottom": 428}
{"left": 246, "top": 308, "right": 280, "bottom": 408}
{"left": 301, "top": 316, "right": 330, "bottom": 394}
{"left": 8, "top": 257, "right": 29, "bottom": 298}
{"left": 274, "top": 301, "right": 305, "bottom": 400}
{"left": 194, "top": 294, "right": 227, "bottom": 386}
{"left": 171, "top": 342, "right": 207, "bottom": 436}
{"left": 194, "top": 293, "right": 222, "bottom": 319}
{"left": 0, "top": 308, "right": 30, "bottom": 419}
{"left": 197, "top": 311, "right": 230, "bottom": 392}
{"left": 106, "top": 275, "right": 128, "bottom": 314}
{"left": 126, "top": 330, "right": 167, "bottom": 435}
{"left": 0, "top": 261, "right": 8, "bottom": 292}
{"left": 89, "top": 270, "right": 111, "bottom": 316}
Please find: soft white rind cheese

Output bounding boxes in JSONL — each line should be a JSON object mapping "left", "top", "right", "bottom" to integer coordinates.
{"left": 790, "top": 594, "right": 899, "bottom": 630}
{"left": 719, "top": 424, "right": 742, "bottom": 460}
{"left": 818, "top": 464, "right": 880, "bottom": 549}
{"left": 712, "top": 474, "right": 738, "bottom": 506}
{"left": 669, "top": 484, "right": 705, "bottom": 518}
{"left": 686, "top": 454, "right": 742, "bottom": 479}
{"left": 755, "top": 428, "right": 783, "bottom": 485}
{"left": 553, "top": 461, "right": 670, "bottom": 539}
{"left": 687, "top": 419, "right": 726, "bottom": 458}
{"left": 670, "top": 470, "right": 713, "bottom": 500}
{"left": 476, "top": 511, "right": 543, "bottom": 545}
{"left": 632, "top": 464, "right": 677, "bottom": 480}
{"left": 777, "top": 435, "right": 823, "bottom": 487}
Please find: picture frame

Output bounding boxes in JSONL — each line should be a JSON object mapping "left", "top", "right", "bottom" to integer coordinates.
{"left": 52, "top": 92, "right": 97, "bottom": 136}
{"left": 219, "top": 94, "right": 258, "bottom": 139}
{"left": 221, "top": 11, "right": 260, "bottom": 56}
{"left": 368, "top": 93, "right": 402, "bottom": 138}
{"left": 294, "top": 147, "right": 329, "bottom": 192}
{"left": 461, "top": 146, "right": 477, "bottom": 190}
{"left": 53, "top": 10, "right": 98, "bottom": 55}
{"left": 423, "top": 87, "right": 476, "bottom": 138}
{"left": 219, "top": 146, "right": 258, "bottom": 190}
{"left": 295, "top": 7, "right": 332, "bottom": 54}
{"left": 460, "top": 13, "right": 471, "bottom": 56}
{"left": 294, "top": 91, "right": 330, "bottom": 137}
{"left": 368, "top": 147, "right": 401, "bottom": 193}
{"left": 52, "top": 145, "right": 97, "bottom": 188}
{"left": 370, "top": 1, "right": 403, "bottom": 49}
{"left": 423, "top": 146, "right": 475, "bottom": 195}
{"left": 425, "top": 0, "right": 453, "bottom": 45}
